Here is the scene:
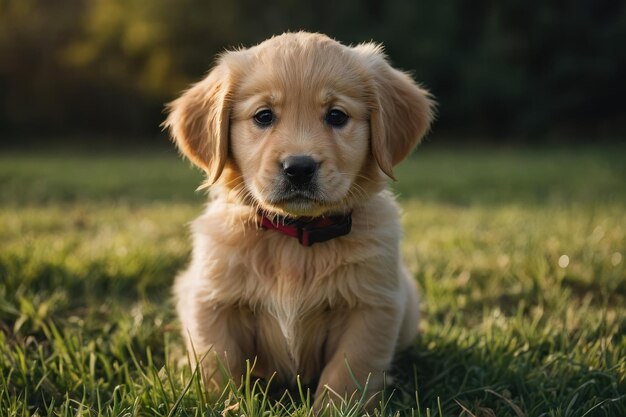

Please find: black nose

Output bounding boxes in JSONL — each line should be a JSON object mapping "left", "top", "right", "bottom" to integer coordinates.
{"left": 282, "top": 155, "right": 319, "bottom": 185}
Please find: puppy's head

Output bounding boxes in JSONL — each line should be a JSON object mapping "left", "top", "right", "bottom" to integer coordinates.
{"left": 165, "top": 32, "right": 434, "bottom": 217}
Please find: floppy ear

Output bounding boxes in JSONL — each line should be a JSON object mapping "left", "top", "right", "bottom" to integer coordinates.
{"left": 164, "top": 61, "right": 231, "bottom": 184}
{"left": 355, "top": 44, "right": 435, "bottom": 180}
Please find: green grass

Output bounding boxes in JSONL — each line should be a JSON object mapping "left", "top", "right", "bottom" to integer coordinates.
{"left": 1, "top": 144, "right": 625, "bottom": 416}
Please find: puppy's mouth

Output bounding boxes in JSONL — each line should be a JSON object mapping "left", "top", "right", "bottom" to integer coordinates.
{"left": 274, "top": 188, "right": 318, "bottom": 201}
{"left": 265, "top": 186, "right": 333, "bottom": 216}
{"left": 246, "top": 175, "right": 347, "bottom": 217}
{"left": 271, "top": 191, "right": 321, "bottom": 208}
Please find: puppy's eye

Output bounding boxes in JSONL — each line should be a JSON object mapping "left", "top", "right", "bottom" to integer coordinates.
{"left": 325, "top": 109, "right": 349, "bottom": 128}
{"left": 253, "top": 109, "right": 274, "bottom": 127}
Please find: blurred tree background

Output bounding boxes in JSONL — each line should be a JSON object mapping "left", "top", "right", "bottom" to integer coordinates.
{"left": 1, "top": 0, "right": 625, "bottom": 143}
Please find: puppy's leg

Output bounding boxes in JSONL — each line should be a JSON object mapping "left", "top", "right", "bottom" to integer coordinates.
{"left": 200, "top": 309, "right": 255, "bottom": 388}
{"left": 176, "top": 268, "right": 256, "bottom": 389}
{"left": 314, "top": 305, "right": 403, "bottom": 411}
{"left": 179, "top": 304, "right": 254, "bottom": 389}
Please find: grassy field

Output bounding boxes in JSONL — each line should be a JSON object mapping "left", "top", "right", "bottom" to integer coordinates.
{"left": 0, "top": 145, "right": 625, "bottom": 416}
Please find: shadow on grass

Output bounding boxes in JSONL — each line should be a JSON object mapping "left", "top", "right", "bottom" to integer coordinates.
{"left": 388, "top": 334, "right": 625, "bottom": 417}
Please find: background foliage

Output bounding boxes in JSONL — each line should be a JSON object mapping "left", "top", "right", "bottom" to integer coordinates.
{"left": 1, "top": 0, "right": 625, "bottom": 141}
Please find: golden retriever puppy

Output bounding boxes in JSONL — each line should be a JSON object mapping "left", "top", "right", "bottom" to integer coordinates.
{"left": 165, "top": 32, "right": 434, "bottom": 408}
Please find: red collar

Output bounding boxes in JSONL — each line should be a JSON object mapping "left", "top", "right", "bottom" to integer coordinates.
{"left": 258, "top": 212, "right": 352, "bottom": 246}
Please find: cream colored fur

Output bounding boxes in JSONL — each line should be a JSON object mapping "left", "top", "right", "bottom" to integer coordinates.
{"left": 165, "top": 32, "right": 434, "bottom": 408}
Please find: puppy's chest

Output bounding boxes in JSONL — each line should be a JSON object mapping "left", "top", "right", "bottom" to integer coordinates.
{"left": 203, "top": 235, "right": 366, "bottom": 374}
{"left": 233, "top": 241, "right": 351, "bottom": 305}
{"left": 259, "top": 275, "right": 324, "bottom": 335}
{"left": 253, "top": 293, "right": 341, "bottom": 381}
{"left": 252, "top": 266, "right": 333, "bottom": 345}
{"left": 231, "top": 253, "right": 347, "bottom": 376}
